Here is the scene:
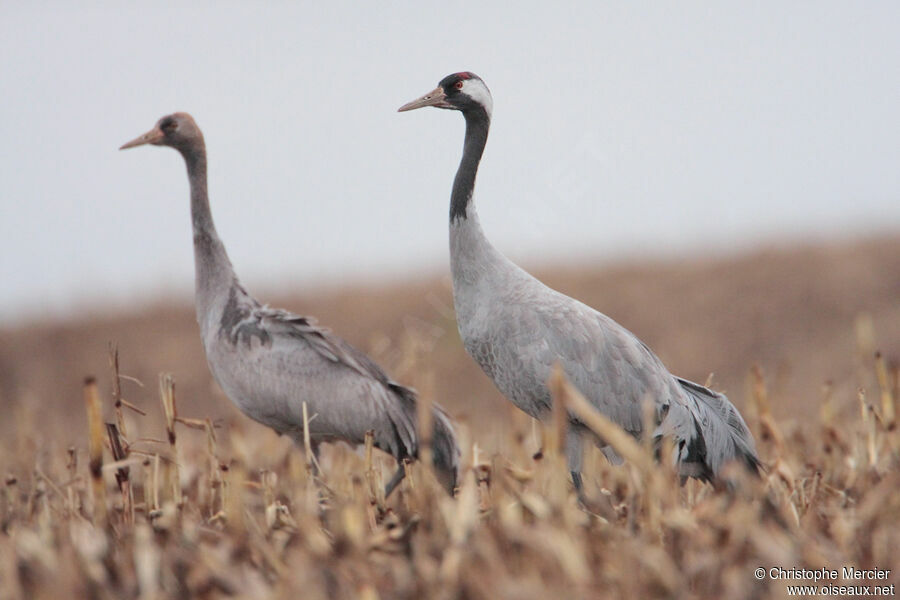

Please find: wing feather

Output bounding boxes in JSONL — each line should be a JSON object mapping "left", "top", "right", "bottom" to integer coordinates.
{"left": 501, "top": 289, "right": 678, "bottom": 437}
{"left": 213, "top": 287, "right": 423, "bottom": 458}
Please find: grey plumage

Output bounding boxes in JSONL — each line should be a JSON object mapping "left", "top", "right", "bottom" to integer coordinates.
{"left": 400, "top": 73, "right": 759, "bottom": 489}
{"left": 121, "top": 113, "right": 459, "bottom": 496}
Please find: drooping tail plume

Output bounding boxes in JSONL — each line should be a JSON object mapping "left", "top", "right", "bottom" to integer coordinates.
{"left": 672, "top": 377, "right": 761, "bottom": 481}
{"left": 387, "top": 383, "right": 461, "bottom": 495}
{"left": 429, "top": 404, "right": 461, "bottom": 493}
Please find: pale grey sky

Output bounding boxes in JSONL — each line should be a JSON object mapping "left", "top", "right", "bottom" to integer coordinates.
{"left": 1, "top": 2, "right": 898, "bottom": 323}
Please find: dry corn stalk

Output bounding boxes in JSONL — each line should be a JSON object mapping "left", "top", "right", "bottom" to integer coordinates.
{"left": 158, "top": 374, "right": 182, "bottom": 507}
{"left": 301, "top": 401, "right": 322, "bottom": 478}
{"left": 105, "top": 422, "right": 133, "bottom": 526}
{"left": 875, "top": 351, "right": 896, "bottom": 427}
{"left": 109, "top": 344, "right": 126, "bottom": 439}
{"left": 752, "top": 366, "right": 785, "bottom": 457}
{"left": 83, "top": 376, "right": 107, "bottom": 527}
{"left": 363, "top": 430, "right": 377, "bottom": 520}
{"left": 548, "top": 366, "right": 569, "bottom": 460}
{"left": 858, "top": 388, "right": 879, "bottom": 468}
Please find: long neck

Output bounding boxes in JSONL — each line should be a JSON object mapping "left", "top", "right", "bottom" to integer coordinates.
{"left": 450, "top": 108, "right": 490, "bottom": 222}
{"left": 182, "top": 145, "right": 237, "bottom": 333}
{"left": 448, "top": 106, "right": 516, "bottom": 320}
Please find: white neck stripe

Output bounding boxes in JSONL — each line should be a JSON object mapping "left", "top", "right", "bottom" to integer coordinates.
{"left": 461, "top": 79, "right": 493, "bottom": 119}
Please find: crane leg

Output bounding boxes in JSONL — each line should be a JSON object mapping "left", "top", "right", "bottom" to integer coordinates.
{"left": 309, "top": 440, "right": 322, "bottom": 476}
{"left": 384, "top": 465, "right": 406, "bottom": 498}
{"left": 572, "top": 471, "right": 618, "bottom": 519}
{"left": 571, "top": 471, "right": 584, "bottom": 497}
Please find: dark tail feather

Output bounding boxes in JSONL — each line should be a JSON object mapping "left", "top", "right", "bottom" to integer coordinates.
{"left": 429, "top": 404, "right": 461, "bottom": 493}
{"left": 676, "top": 378, "right": 761, "bottom": 480}
{"left": 389, "top": 384, "right": 460, "bottom": 494}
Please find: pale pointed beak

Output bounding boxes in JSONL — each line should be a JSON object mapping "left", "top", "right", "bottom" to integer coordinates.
{"left": 119, "top": 127, "right": 164, "bottom": 150}
{"left": 398, "top": 86, "right": 449, "bottom": 112}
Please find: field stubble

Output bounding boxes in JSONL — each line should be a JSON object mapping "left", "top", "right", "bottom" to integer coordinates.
{"left": 0, "top": 237, "right": 899, "bottom": 598}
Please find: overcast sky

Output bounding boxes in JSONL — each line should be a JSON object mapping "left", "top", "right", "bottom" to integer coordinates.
{"left": 1, "top": 2, "right": 898, "bottom": 324}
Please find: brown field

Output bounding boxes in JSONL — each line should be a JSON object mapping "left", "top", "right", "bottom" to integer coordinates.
{"left": 0, "top": 235, "right": 898, "bottom": 598}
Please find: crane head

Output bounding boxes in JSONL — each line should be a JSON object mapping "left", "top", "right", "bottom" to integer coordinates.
{"left": 398, "top": 72, "right": 492, "bottom": 119}
{"left": 120, "top": 112, "right": 203, "bottom": 153}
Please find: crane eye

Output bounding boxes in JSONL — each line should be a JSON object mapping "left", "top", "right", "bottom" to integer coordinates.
{"left": 454, "top": 81, "right": 464, "bottom": 90}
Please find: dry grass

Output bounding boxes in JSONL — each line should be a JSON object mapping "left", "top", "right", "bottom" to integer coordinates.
{"left": 0, "top": 345, "right": 898, "bottom": 599}
{"left": 1, "top": 237, "right": 899, "bottom": 598}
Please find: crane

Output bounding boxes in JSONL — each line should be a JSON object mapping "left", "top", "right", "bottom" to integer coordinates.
{"left": 399, "top": 73, "right": 759, "bottom": 493}
{"left": 120, "top": 112, "right": 459, "bottom": 496}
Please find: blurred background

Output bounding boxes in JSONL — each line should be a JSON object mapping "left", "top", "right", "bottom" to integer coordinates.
{"left": 1, "top": 2, "right": 898, "bottom": 447}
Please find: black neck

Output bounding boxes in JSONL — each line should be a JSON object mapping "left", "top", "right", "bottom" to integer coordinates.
{"left": 450, "top": 107, "right": 490, "bottom": 223}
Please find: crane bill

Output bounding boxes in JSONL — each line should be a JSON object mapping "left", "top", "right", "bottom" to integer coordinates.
{"left": 398, "top": 87, "right": 449, "bottom": 112}
{"left": 120, "top": 127, "right": 164, "bottom": 150}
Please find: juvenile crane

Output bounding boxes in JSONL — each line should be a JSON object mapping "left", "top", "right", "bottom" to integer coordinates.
{"left": 120, "top": 113, "right": 459, "bottom": 496}
{"left": 399, "top": 73, "right": 759, "bottom": 492}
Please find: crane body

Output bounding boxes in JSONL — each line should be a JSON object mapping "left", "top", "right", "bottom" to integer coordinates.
{"left": 399, "top": 74, "right": 759, "bottom": 491}
{"left": 121, "top": 113, "right": 460, "bottom": 496}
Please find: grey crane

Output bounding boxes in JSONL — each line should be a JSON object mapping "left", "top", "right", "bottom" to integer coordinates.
{"left": 399, "top": 73, "right": 759, "bottom": 492}
{"left": 120, "top": 113, "right": 459, "bottom": 496}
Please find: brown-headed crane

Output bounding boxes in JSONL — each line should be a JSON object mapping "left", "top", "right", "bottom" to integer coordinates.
{"left": 121, "top": 113, "right": 459, "bottom": 496}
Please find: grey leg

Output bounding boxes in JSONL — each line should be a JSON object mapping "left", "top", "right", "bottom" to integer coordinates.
{"left": 309, "top": 440, "right": 322, "bottom": 476}
{"left": 384, "top": 465, "right": 406, "bottom": 498}
{"left": 571, "top": 471, "right": 584, "bottom": 496}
